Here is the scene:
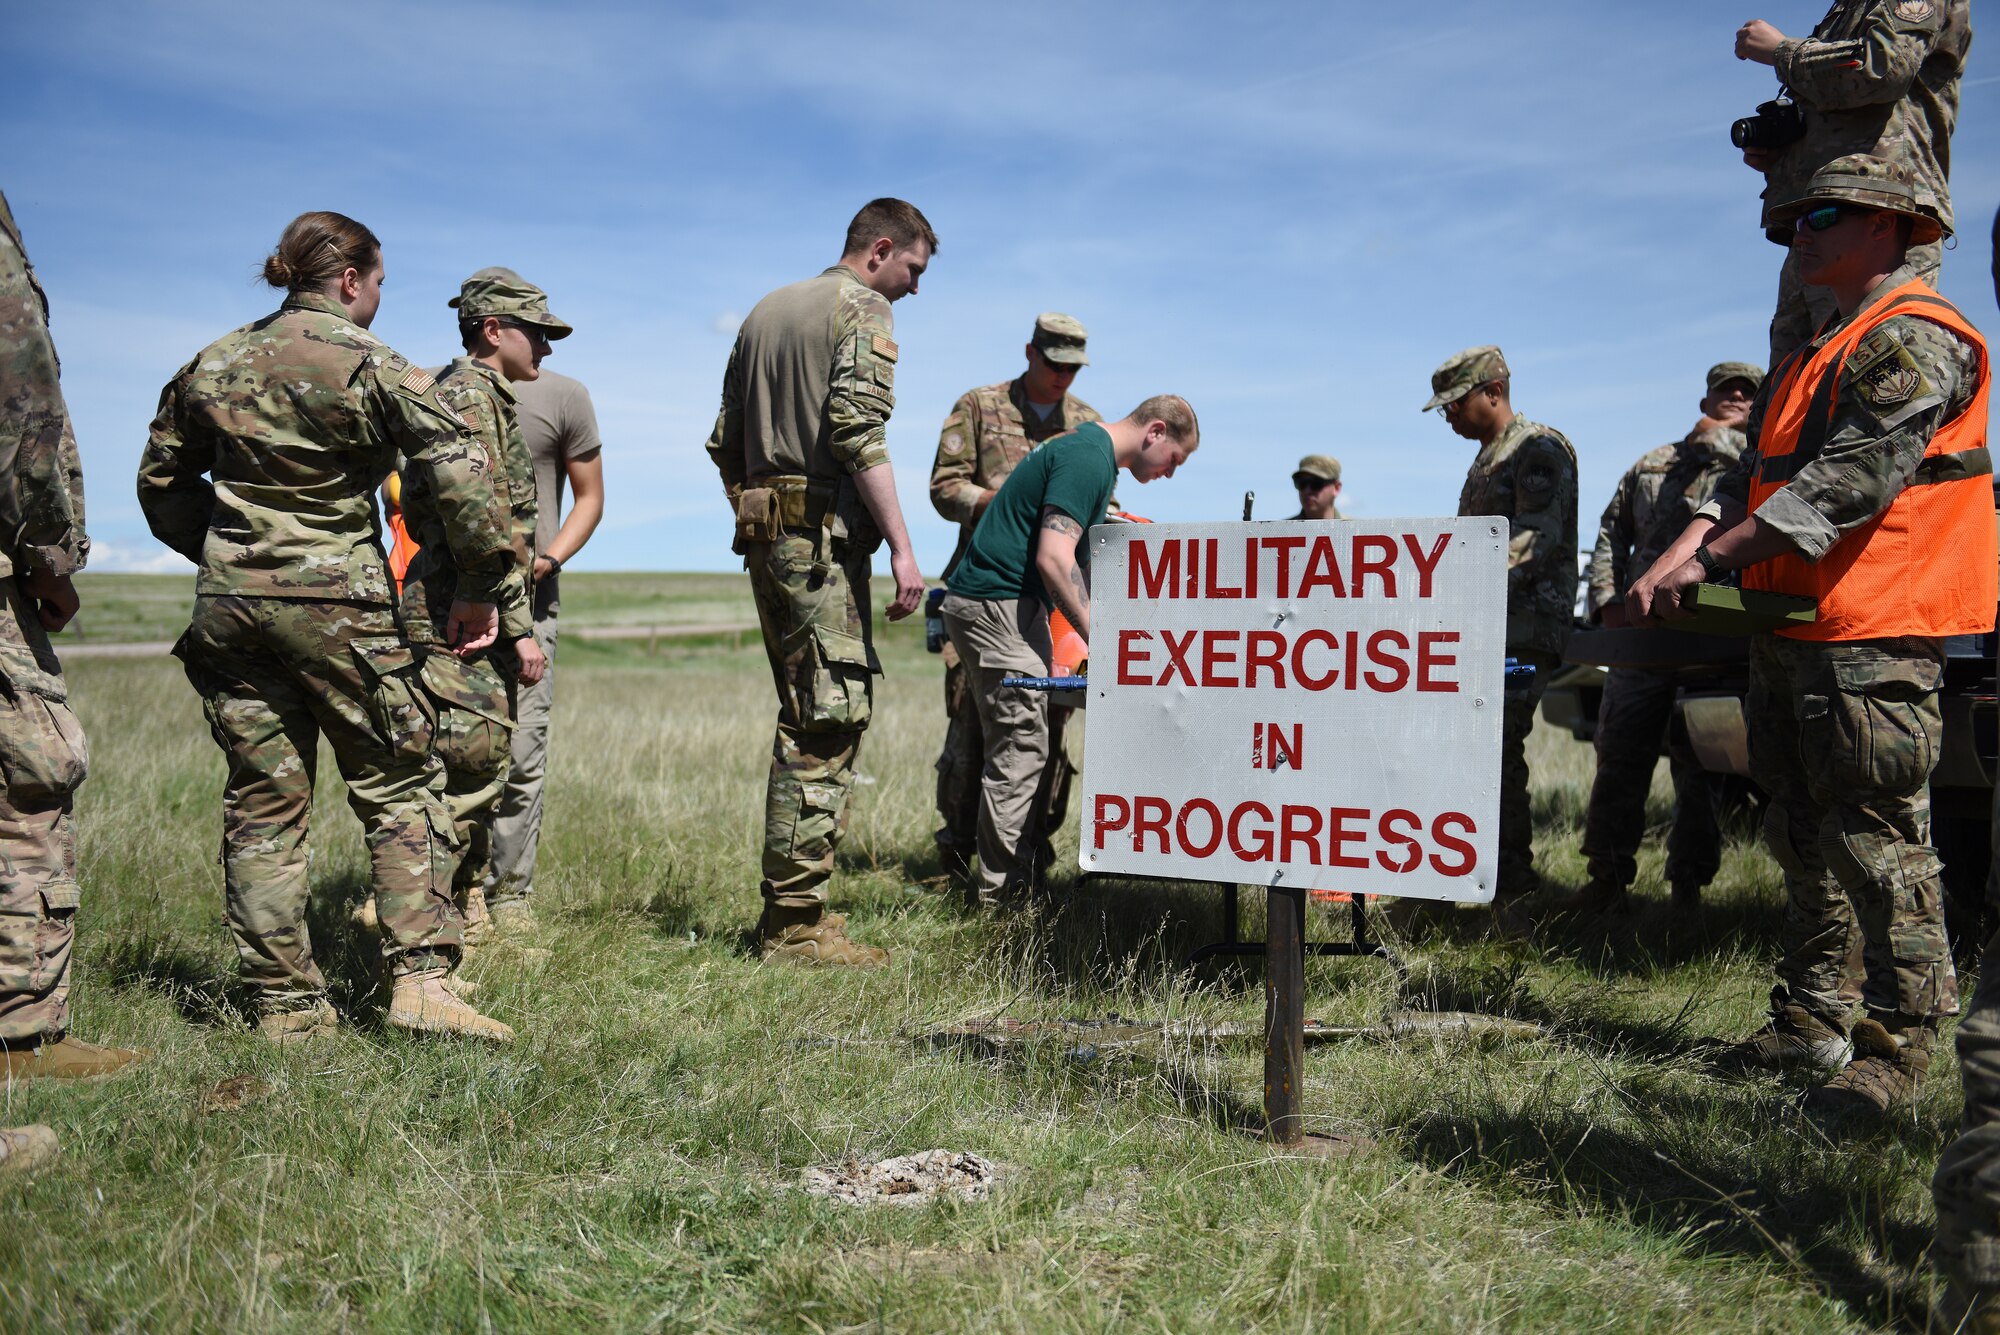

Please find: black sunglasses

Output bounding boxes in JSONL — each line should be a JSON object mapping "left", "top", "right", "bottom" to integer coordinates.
{"left": 1794, "top": 204, "right": 1854, "bottom": 234}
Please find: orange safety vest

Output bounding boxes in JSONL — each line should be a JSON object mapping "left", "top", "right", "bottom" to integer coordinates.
{"left": 1743, "top": 279, "right": 1994, "bottom": 641}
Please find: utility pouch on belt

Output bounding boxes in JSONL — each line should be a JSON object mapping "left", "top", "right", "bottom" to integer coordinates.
{"left": 733, "top": 486, "right": 782, "bottom": 554}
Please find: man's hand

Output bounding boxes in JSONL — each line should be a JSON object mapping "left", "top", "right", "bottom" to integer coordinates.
{"left": 1741, "top": 146, "right": 1781, "bottom": 172}
{"left": 513, "top": 634, "right": 547, "bottom": 684}
{"left": 445, "top": 600, "right": 499, "bottom": 656}
{"left": 1736, "top": 18, "right": 1785, "bottom": 64}
{"left": 1626, "top": 558, "right": 1703, "bottom": 626}
{"left": 19, "top": 569, "right": 78, "bottom": 632}
{"left": 885, "top": 549, "right": 924, "bottom": 621}
{"left": 1599, "top": 601, "right": 1630, "bottom": 630}
{"left": 533, "top": 555, "right": 556, "bottom": 581}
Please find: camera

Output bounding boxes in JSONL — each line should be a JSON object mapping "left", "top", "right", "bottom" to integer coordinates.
{"left": 1731, "top": 95, "right": 1807, "bottom": 151}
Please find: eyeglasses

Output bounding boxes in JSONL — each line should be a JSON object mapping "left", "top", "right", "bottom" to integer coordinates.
{"left": 1794, "top": 204, "right": 1854, "bottom": 234}
{"left": 1293, "top": 476, "right": 1333, "bottom": 490}
{"left": 1433, "top": 382, "right": 1495, "bottom": 415}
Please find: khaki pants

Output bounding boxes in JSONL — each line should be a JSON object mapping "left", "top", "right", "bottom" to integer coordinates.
{"left": 486, "top": 587, "right": 558, "bottom": 908}
{"left": 0, "top": 577, "right": 87, "bottom": 1045}
{"left": 941, "top": 594, "right": 1053, "bottom": 904}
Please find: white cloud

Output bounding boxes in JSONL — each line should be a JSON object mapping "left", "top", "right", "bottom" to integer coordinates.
{"left": 87, "top": 541, "right": 194, "bottom": 575}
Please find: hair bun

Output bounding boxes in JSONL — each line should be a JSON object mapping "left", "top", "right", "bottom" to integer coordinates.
{"left": 261, "top": 254, "right": 294, "bottom": 288}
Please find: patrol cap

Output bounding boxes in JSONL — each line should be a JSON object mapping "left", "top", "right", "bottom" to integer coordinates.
{"left": 1032, "top": 311, "right": 1089, "bottom": 366}
{"left": 1421, "top": 345, "right": 1509, "bottom": 412}
{"left": 1706, "top": 361, "right": 1764, "bottom": 394}
{"left": 1767, "top": 153, "right": 1947, "bottom": 245}
{"left": 1292, "top": 454, "right": 1342, "bottom": 487}
{"left": 449, "top": 266, "right": 573, "bottom": 339}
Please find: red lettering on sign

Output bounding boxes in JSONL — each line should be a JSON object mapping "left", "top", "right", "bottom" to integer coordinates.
{"left": 1158, "top": 630, "right": 1198, "bottom": 687}
{"left": 1327, "top": 806, "right": 1369, "bottom": 868}
{"left": 1202, "top": 539, "right": 1240, "bottom": 598}
{"left": 1351, "top": 535, "right": 1398, "bottom": 597}
{"left": 1131, "top": 540, "right": 1179, "bottom": 599}
{"left": 1405, "top": 532, "right": 1451, "bottom": 596}
{"left": 1364, "top": 630, "right": 1410, "bottom": 691}
{"left": 1417, "top": 631, "right": 1460, "bottom": 693}
{"left": 1228, "top": 801, "right": 1274, "bottom": 861}
{"left": 1265, "top": 722, "right": 1302, "bottom": 771}
{"left": 1200, "top": 629, "right": 1240, "bottom": 687}
{"left": 1134, "top": 796, "right": 1172, "bottom": 853}
{"left": 1245, "top": 631, "right": 1286, "bottom": 687}
{"left": 1297, "top": 536, "right": 1344, "bottom": 597}
{"left": 1093, "top": 794, "right": 1129, "bottom": 850}
{"left": 1376, "top": 809, "right": 1423, "bottom": 872}
{"left": 1429, "top": 811, "right": 1477, "bottom": 875}
{"left": 1293, "top": 629, "right": 1338, "bottom": 691}
{"left": 1117, "top": 630, "right": 1154, "bottom": 686}
{"left": 1185, "top": 538, "right": 1199, "bottom": 598}
{"left": 1177, "top": 799, "right": 1222, "bottom": 857}
{"left": 1243, "top": 535, "right": 1259, "bottom": 599}
{"left": 1280, "top": 804, "right": 1322, "bottom": 865}
{"left": 1265, "top": 536, "right": 1305, "bottom": 598}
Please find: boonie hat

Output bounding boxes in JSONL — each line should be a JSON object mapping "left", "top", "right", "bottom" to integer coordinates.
{"left": 1292, "top": 454, "right": 1342, "bottom": 487}
{"left": 450, "top": 267, "right": 573, "bottom": 339}
{"left": 1032, "top": 311, "right": 1089, "bottom": 366}
{"left": 1421, "top": 345, "right": 1509, "bottom": 412}
{"left": 1767, "top": 154, "right": 1947, "bottom": 245}
{"left": 1706, "top": 361, "right": 1764, "bottom": 394}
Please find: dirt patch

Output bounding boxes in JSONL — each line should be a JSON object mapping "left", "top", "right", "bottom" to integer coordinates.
{"left": 803, "top": 1150, "right": 997, "bottom": 1206}
{"left": 200, "top": 1074, "right": 270, "bottom": 1114}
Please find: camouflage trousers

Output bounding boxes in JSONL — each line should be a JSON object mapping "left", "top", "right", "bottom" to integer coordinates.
{"left": 1770, "top": 239, "right": 1940, "bottom": 368}
{"left": 940, "top": 594, "right": 1057, "bottom": 904}
{"left": 1936, "top": 925, "right": 2000, "bottom": 1297}
{"left": 1581, "top": 666, "right": 1721, "bottom": 893}
{"left": 1747, "top": 633, "right": 1956, "bottom": 1025}
{"left": 933, "top": 639, "right": 1074, "bottom": 877}
{"left": 415, "top": 643, "right": 516, "bottom": 904}
{"left": 747, "top": 536, "right": 879, "bottom": 909}
{"left": 178, "top": 596, "right": 462, "bottom": 1010}
{"left": 1498, "top": 651, "right": 1558, "bottom": 896}
{"left": 486, "top": 590, "right": 558, "bottom": 909}
{"left": 0, "top": 576, "right": 88, "bottom": 1045}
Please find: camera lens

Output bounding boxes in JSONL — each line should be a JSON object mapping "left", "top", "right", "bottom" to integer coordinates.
{"left": 1730, "top": 116, "right": 1756, "bottom": 148}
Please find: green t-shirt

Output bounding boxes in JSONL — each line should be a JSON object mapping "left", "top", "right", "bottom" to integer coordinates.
{"left": 948, "top": 422, "right": 1117, "bottom": 603}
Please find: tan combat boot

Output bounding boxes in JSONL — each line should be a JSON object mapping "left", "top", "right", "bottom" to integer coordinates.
{"left": 0, "top": 1124, "right": 59, "bottom": 1175}
{"left": 387, "top": 968, "right": 515, "bottom": 1043}
{"left": 759, "top": 904, "right": 889, "bottom": 968}
{"left": 1, "top": 1035, "right": 144, "bottom": 1083}
{"left": 255, "top": 999, "right": 339, "bottom": 1045}
{"left": 1728, "top": 986, "right": 1852, "bottom": 1073}
{"left": 1805, "top": 1018, "right": 1930, "bottom": 1115}
{"left": 350, "top": 893, "right": 380, "bottom": 933}
{"left": 488, "top": 899, "right": 537, "bottom": 937}
{"left": 461, "top": 882, "right": 494, "bottom": 949}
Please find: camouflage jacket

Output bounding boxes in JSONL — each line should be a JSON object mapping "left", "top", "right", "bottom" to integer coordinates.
{"left": 138, "top": 291, "right": 497, "bottom": 607}
{"left": 1708, "top": 264, "right": 1982, "bottom": 560}
{"left": 1761, "top": 0, "right": 1970, "bottom": 239}
{"left": 929, "top": 377, "right": 1099, "bottom": 577}
{"left": 1457, "top": 415, "right": 1579, "bottom": 656}
{"left": 704, "top": 265, "right": 896, "bottom": 545}
{"left": 1585, "top": 425, "right": 1746, "bottom": 616}
{"left": 0, "top": 192, "right": 87, "bottom": 580}
{"left": 401, "top": 358, "right": 536, "bottom": 643}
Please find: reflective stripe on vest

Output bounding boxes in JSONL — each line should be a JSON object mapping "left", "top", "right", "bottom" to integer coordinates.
{"left": 1742, "top": 279, "right": 1994, "bottom": 642}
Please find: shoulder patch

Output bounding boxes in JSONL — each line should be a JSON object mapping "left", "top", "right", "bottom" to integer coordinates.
{"left": 942, "top": 432, "right": 966, "bottom": 456}
{"left": 870, "top": 334, "right": 899, "bottom": 362}
{"left": 402, "top": 366, "right": 436, "bottom": 395}
{"left": 1864, "top": 360, "right": 1923, "bottom": 407}
{"left": 1894, "top": 0, "right": 1936, "bottom": 22}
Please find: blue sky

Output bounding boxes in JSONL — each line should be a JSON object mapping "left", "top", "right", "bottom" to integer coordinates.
{"left": 9, "top": 1, "right": 1997, "bottom": 575}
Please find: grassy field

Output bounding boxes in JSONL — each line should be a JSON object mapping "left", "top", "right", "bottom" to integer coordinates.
{"left": 0, "top": 574, "right": 1966, "bottom": 1332}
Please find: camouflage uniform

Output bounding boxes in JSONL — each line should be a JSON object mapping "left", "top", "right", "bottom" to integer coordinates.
{"left": 1759, "top": 0, "right": 1970, "bottom": 362}
{"left": 1428, "top": 347, "right": 1578, "bottom": 895}
{"left": 1701, "top": 260, "right": 1981, "bottom": 1038}
{"left": 0, "top": 193, "right": 91, "bottom": 1048}
{"left": 705, "top": 265, "right": 898, "bottom": 909}
{"left": 928, "top": 361, "right": 1098, "bottom": 874}
{"left": 137, "top": 290, "right": 493, "bottom": 1013}
{"left": 1930, "top": 205, "right": 2000, "bottom": 1329}
{"left": 1579, "top": 422, "right": 1748, "bottom": 898}
{"left": 402, "top": 356, "right": 535, "bottom": 904}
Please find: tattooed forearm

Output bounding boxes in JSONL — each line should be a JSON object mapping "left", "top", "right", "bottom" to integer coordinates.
{"left": 1040, "top": 507, "right": 1083, "bottom": 537}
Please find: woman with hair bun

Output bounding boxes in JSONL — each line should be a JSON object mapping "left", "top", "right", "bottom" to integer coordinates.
{"left": 138, "top": 211, "right": 516, "bottom": 1044}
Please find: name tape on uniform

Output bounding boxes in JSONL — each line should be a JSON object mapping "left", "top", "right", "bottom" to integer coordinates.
{"left": 1078, "top": 518, "right": 1507, "bottom": 903}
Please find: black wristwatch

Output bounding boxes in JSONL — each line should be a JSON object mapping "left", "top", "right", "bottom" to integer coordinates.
{"left": 1693, "top": 545, "right": 1723, "bottom": 578}
{"left": 542, "top": 555, "right": 562, "bottom": 576}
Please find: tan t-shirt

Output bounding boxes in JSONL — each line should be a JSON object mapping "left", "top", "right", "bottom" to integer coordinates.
{"left": 509, "top": 368, "right": 603, "bottom": 555}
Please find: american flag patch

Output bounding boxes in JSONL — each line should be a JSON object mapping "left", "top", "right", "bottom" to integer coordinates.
{"left": 401, "top": 366, "right": 436, "bottom": 395}
{"left": 871, "top": 334, "right": 899, "bottom": 361}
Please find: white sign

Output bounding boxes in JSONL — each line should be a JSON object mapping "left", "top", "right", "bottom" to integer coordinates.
{"left": 1078, "top": 518, "right": 1507, "bottom": 903}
